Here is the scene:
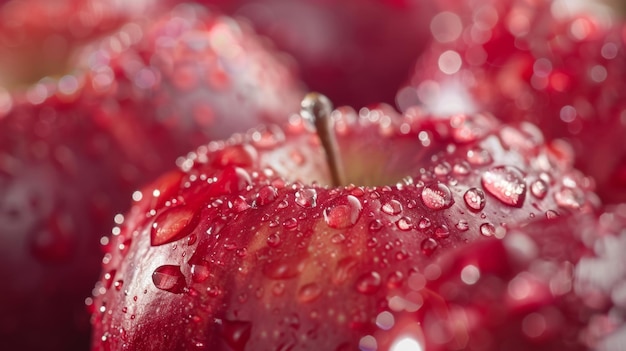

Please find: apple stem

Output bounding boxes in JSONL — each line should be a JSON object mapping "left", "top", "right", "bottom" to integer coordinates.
{"left": 301, "top": 92, "right": 345, "bottom": 187}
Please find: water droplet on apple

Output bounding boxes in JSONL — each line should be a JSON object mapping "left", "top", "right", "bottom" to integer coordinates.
{"left": 114, "top": 280, "right": 124, "bottom": 291}
{"left": 263, "top": 259, "right": 304, "bottom": 280}
{"left": 324, "top": 195, "right": 362, "bottom": 229}
{"left": 482, "top": 166, "right": 526, "bottom": 207}
{"left": 434, "top": 162, "right": 451, "bottom": 176}
{"left": 295, "top": 188, "right": 317, "bottom": 208}
{"left": 453, "top": 161, "right": 471, "bottom": 176}
{"left": 298, "top": 283, "right": 322, "bottom": 303}
{"left": 355, "top": 272, "right": 382, "bottom": 294}
{"left": 546, "top": 210, "right": 559, "bottom": 219}
{"left": 212, "top": 145, "right": 258, "bottom": 168}
{"left": 418, "top": 217, "right": 431, "bottom": 229}
{"left": 190, "top": 262, "right": 210, "bottom": 283}
{"left": 435, "top": 225, "right": 450, "bottom": 238}
{"left": 464, "top": 187, "right": 486, "bottom": 211}
{"left": 369, "top": 220, "right": 383, "bottom": 232}
{"left": 334, "top": 257, "right": 358, "bottom": 285}
{"left": 554, "top": 187, "right": 585, "bottom": 210}
{"left": 456, "top": 220, "right": 469, "bottom": 231}
{"left": 150, "top": 206, "right": 200, "bottom": 246}
{"left": 396, "top": 217, "right": 413, "bottom": 231}
{"left": 530, "top": 179, "right": 548, "bottom": 199}
{"left": 421, "top": 183, "right": 454, "bottom": 210}
{"left": 382, "top": 199, "right": 403, "bottom": 215}
{"left": 421, "top": 238, "right": 438, "bottom": 256}
{"left": 220, "top": 320, "right": 252, "bottom": 351}
{"left": 255, "top": 185, "right": 278, "bottom": 206}
{"left": 480, "top": 223, "right": 496, "bottom": 237}
{"left": 152, "top": 265, "right": 187, "bottom": 294}
{"left": 467, "top": 147, "right": 493, "bottom": 165}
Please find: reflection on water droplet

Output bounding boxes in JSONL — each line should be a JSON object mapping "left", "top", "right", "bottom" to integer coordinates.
{"left": 396, "top": 217, "right": 413, "bottom": 231}
{"left": 530, "top": 179, "right": 548, "bottom": 199}
{"left": 435, "top": 225, "right": 450, "bottom": 238}
{"left": 464, "top": 187, "right": 486, "bottom": 211}
{"left": 382, "top": 199, "right": 403, "bottom": 215}
{"left": 421, "top": 238, "right": 438, "bottom": 256}
{"left": 295, "top": 188, "right": 317, "bottom": 208}
{"left": 255, "top": 185, "right": 278, "bottom": 206}
{"left": 554, "top": 187, "right": 585, "bottom": 210}
{"left": 467, "top": 148, "right": 493, "bottom": 165}
{"left": 151, "top": 206, "right": 200, "bottom": 246}
{"left": 324, "top": 195, "right": 362, "bottom": 229}
{"left": 152, "top": 265, "right": 187, "bottom": 294}
{"left": 418, "top": 217, "right": 431, "bottom": 229}
{"left": 481, "top": 166, "right": 526, "bottom": 207}
{"left": 480, "top": 223, "right": 496, "bottom": 237}
{"left": 421, "top": 183, "right": 454, "bottom": 210}
{"left": 355, "top": 272, "right": 382, "bottom": 294}
{"left": 456, "top": 220, "right": 469, "bottom": 231}
{"left": 190, "top": 262, "right": 210, "bottom": 283}
{"left": 298, "top": 283, "right": 322, "bottom": 303}
{"left": 220, "top": 320, "right": 252, "bottom": 351}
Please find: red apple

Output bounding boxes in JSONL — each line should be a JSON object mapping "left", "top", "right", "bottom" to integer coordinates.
{"left": 400, "top": 0, "right": 626, "bottom": 203}
{"left": 0, "top": 4, "right": 303, "bottom": 350}
{"left": 197, "top": 0, "right": 437, "bottom": 108}
{"left": 373, "top": 206, "right": 626, "bottom": 350}
{"left": 91, "top": 94, "right": 599, "bottom": 350}
{"left": 0, "top": 0, "right": 163, "bottom": 88}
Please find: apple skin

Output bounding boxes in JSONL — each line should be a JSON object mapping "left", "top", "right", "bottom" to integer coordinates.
{"left": 400, "top": 0, "right": 626, "bottom": 203}
{"left": 372, "top": 207, "right": 626, "bottom": 351}
{"left": 0, "top": 4, "right": 303, "bottom": 350}
{"left": 195, "top": 0, "right": 437, "bottom": 108}
{"left": 0, "top": 0, "right": 164, "bottom": 88}
{"left": 91, "top": 105, "right": 599, "bottom": 350}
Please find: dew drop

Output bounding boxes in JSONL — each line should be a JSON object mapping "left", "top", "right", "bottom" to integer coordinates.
{"left": 190, "top": 262, "right": 210, "bottom": 283}
{"left": 466, "top": 148, "right": 493, "bottom": 165}
{"left": 396, "top": 217, "right": 413, "bottom": 231}
{"left": 453, "top": 161, "right": 471, "bottom": 176}
{"left": 255, "top": 185, "right": 278, "bottom": 206}
{"left": 421, "top": 183, "right": 454, "bottom": 210}
{"left": 481, "top": 166, "right": 526, "bottom": 207}
{"left": 220, "top": 320, "right": 252, "bottom": 351}
{"left": 369, "top": 220, "right": 383, "bottom": 232}
{"left": 479, "top": 223, "right": 496, "bottom": 237}
{"left": 150, "top": 206, "right": 200, "bottom": 246}
{"left": 554, "top": 187, "right": 585, "bottom": 210}
{"left": 298, "top": 283, "right": 322, "bottom": 303}
{"left": 421, "top": 238, "right": 438, "bottom": 256}
{"left": 295, "top": 188, "right": 317, "bottom": 208}
{"left": 530, "top": 179, "right": 548, "bottom": 199}
{"left": 263, "top": 259, "right": 304, "bottom": 280}
{"left": 456, "top": 220, "right": 469, "bottom": 231}
{"left": 418, "top": 217, "right": 432, "bottom": 229}
{"left": 463, "top": 187, "right": 486, "bottom": 211}
{"left": 435, "top": 225, "right": 450, "bottom": 238}
{"left": 152, "top": 265, "right": 187, "bottom": 294}
{"left": 382, "top": 199, "right": 403, "bottom": 215}
{"left": 434, "top": 162, "right": 452, "bottom": 176}
{"left": 355, "top": 272, "right": 382, "bottom": 295}
{"left": 546, "top": 210, "right": 559, "bottom": 219}
{"left": 324, "top": 195, "right": 362, "bottom": 229}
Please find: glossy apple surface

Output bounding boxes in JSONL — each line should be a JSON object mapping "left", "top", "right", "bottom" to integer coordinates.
{"left": 400, "top": 0, "right": 626, "bottom": 203}
{"left": 91, "top": 99, "right": 599, "bottom": 350}
{"left": 0, "top": 4, "right": 303, "bottom": 350}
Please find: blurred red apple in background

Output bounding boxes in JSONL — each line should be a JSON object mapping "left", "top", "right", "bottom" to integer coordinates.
{"left": 399, "top": 0, "right": 626, "bottom": 203}
{"left": 0, "top": 3, "right": 303, "bottom": 350}
{"left": 193, "top": 0, "right": 437, "bottom": 108}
